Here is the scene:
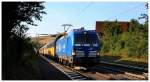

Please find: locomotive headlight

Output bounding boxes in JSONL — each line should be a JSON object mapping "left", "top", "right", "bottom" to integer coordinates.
{"left": 93, "top": 44, "right": 98, "bottom": 47}
{"left": 72, "top": 51, "right": 75, "bottom": 55}
{"left": 97, "top": 52, "right": 100, "bottom": 56}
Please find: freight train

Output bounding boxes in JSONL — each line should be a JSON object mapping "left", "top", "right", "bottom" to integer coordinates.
{"left": 39, "top": 28, "right": 101, "bottom": 66}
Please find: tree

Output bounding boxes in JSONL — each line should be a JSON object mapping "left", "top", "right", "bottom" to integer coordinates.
{"left": 2, "top": 2, "right": 46, "bottom": 41}
{"left": 101, "top": 19, "right": 148, "bottom": 58}
{"left": 138, "top": 3, "right": 148, "bottom": 22}
{"left": 101, "top": 20, "right": 121, "bottom": 55}
{"left": 100, "top": 3, "right": 148, "bottom": 62}
{"left": 2, "top": 2, "right": 46, "bottom": 79}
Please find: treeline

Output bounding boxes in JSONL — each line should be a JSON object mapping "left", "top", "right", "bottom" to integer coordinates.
{"left": 100, "top": 19, "right": 148, "bottom": 59}
{"left": 2, "top": 2, "right": 46, "bottom": 79}
{"left": 100, "top": 3, "right": 148, "bottom": 60}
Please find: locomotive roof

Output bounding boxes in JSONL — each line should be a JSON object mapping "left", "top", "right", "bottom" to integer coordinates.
{"left": 73, "top": 30, "right": 97, "bottom": 34}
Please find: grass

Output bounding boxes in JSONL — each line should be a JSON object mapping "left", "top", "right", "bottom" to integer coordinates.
{"left": 100, "top": 54, "right": 148, "bottom": 68}
{"left": 2, "top": 54, "right": 42, "bottom": 80}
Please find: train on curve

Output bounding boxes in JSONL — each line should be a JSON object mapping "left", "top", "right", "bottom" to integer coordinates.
{"left": 39, "top": 28, "right": 101, "bottom": 66}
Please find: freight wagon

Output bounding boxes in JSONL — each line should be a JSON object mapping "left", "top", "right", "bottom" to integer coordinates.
{"left": 39, "top": 41, "right": 56, "bottom": 60}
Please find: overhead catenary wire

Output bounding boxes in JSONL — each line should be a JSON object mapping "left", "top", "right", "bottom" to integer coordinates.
{"left": 105, "top": 3, "right": 144, "bottom": 21}
{"left": 70, "top": 2, "right": 144, "bottom": 28}
{"left": 57, "top": 2, "right": 93, "bottom": 32}
{"left": 71, "top": 3, "right": 144, "bottom": 22}
{"left": 70, "top": 2, "right": 94, "bottom": 25}
{"left": 58, "top": 2, "right": 144, "bottom": 33}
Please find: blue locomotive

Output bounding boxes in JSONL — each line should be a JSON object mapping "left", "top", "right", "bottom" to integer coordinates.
{"left": 55, "top": 28, "right": 101, "bottom": 66}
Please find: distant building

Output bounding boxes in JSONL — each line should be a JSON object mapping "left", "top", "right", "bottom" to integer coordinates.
{"left": 96, "top": 21, "right": 130, "bottom": 36}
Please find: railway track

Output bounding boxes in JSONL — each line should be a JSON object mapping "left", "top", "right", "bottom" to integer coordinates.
{"left": 51, "top": 62, "right": 93, "bottom": 80}
{"left": 40, "top": 55, "right": 148, "bottom": 80}
{"left": 40, "top": 55, "right": 92, "bottom": 80}
{"left": 92, "top": 61, "right": 148, "bottom": 80}
{"left": 92, "top": 65, "right": 147, "bottom": 80}
{"left": 100, "top": 61, "right": 148, "bottom": 73}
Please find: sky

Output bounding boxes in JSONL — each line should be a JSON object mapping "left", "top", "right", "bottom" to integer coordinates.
{"left": 27, "top": 2, "right": 148, "bottom": 37}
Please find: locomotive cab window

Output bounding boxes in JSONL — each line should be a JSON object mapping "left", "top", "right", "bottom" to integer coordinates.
{"left": 74, "top": 34, "right": 98, "bottom": 44}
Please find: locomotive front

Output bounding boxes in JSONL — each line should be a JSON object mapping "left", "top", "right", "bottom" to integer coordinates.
{"left": 73, "top": 29, "right": 100, "bottom": 66}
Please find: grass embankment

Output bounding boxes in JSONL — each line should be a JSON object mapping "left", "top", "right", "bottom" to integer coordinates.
{"left": 18, "top": 54, "right": 42, "bottom": 80}
{"left": 21, "top": 54, "right": 42, "bottom": 79}
{"left": 3, "top": 54, "right": 42, "bottom": 80}
{"left": 100, "top": 54, "right": 148, "bottom": 68}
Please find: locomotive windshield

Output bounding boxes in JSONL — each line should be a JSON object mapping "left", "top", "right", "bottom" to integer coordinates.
{"left": 74, "top": 34, "right": 98, "bottom": 44}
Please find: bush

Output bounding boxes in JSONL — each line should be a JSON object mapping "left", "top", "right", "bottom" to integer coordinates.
{"left": 100, "top": 19, "right": 148, "bottom": 60}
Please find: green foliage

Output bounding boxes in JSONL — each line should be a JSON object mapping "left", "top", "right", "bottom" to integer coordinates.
{"left": 101, "top": 20, "right": 122, "bottom": 55}
{"left": 2, "top": 2, "right": 46, "bottom": 41}
{"left": 2, "top": 2, "right": 46, "bottom": 79}
{"left": 138, "top": 3, "right": 148, "bottom": 22}
{"left": 101, "top": 3, "right": 148, "bottom": 60}
{"left": 101, "top": 19, "right": 148, "bottom": 59}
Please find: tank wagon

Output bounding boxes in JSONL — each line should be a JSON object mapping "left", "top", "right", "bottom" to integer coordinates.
{"left": 39, "top": 28, "right": 101, "bottom": 66}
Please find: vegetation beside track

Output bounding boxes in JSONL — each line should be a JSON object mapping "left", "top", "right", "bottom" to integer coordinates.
{"left": 99, "top": 3, "right": 148, "bottom": 64}
{"left": 100, "top": 55, "right": 148, "bottom": 68}
{"left": 2, "top": 2, "right": 46, "bottom": 79}
{"left": 99, "top": 19, "right": 148, "bottom": 66}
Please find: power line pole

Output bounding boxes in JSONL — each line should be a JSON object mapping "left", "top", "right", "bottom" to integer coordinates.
{"left": 61, "top": 24, "right": 73, "bottom": 32}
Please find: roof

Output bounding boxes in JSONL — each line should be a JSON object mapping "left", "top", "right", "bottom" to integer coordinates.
{"left": 96, "top": 21, "right": 130, "bottom": 33}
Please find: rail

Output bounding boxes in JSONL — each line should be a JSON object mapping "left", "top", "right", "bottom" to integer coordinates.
{"left": 40, "top": 54, "right": 148, "bottom": 80}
